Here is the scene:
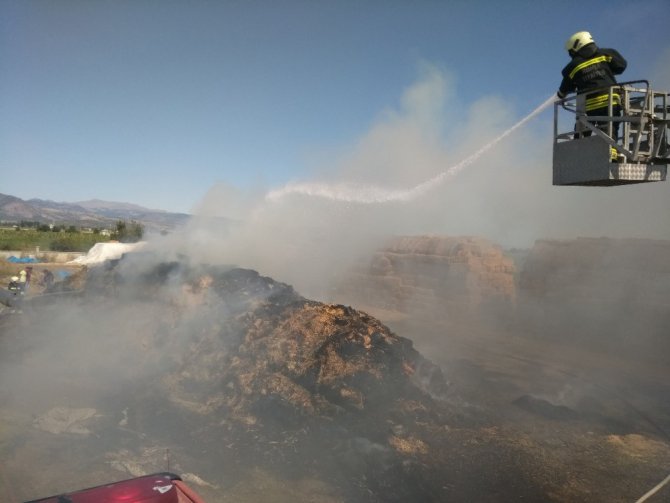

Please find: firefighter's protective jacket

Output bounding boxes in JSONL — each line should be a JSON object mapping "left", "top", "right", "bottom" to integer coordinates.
{"left": 558, "top": 44, "right": 627, "bottom": 111}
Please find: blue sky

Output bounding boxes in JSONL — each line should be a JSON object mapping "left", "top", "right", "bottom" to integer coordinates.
{"left": 2, "top": 0, "right": 669, "bottom": 214}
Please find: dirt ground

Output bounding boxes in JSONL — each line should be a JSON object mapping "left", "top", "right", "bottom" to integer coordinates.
{"left": 386, "top": 315, "right": 670, "bottom": 503}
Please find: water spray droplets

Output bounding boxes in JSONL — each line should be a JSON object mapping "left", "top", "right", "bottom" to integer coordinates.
{"left": 266, "top": 94, "right": 556, "bottom": 204}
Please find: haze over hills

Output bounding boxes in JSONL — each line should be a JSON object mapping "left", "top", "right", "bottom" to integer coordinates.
{"left": 0, "top": 193, "right": 191, "bottom": 231}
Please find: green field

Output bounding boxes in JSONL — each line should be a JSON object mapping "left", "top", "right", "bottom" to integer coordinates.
{"left": 0, "top": 228, "right": 110, "bottom": 253}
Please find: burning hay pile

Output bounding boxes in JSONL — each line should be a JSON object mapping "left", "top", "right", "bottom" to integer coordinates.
{"left": 332, "top": 235, "right": 516, "bottom": 322}
{"left": 3, "top": 255, "right": 458, "bottom": 501}
{"left": 150, "top": 266, "right": 454, "bottom": 500}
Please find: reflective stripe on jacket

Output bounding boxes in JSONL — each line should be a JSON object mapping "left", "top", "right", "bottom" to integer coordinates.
{"left": 585, "top": 91, "right": 620, "bottom": 112}
{"left": 559, "top": 44, "right": 627, "bottom": 103}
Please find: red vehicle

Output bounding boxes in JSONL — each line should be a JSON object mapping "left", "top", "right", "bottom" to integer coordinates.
{"left": 24, "top": 472, "right": 206, "bottom": 503}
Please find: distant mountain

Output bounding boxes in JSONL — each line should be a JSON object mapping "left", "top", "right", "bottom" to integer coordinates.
{"left": 0, "top": 193, "right": 191, "bottom": 231}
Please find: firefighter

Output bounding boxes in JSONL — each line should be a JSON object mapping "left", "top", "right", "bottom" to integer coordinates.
{"left": 8, "top": 276, "right": 21, "bottom": 292}
{"left": 41, "top": 269, "right": 55, "bottom": 290}
{"left": 18, "top": 269, "right": 27, "bottom": 292}
{"left": 557, "top": 31, "right": 627, "bottom": 141}
{"left": 7, "top": 276, "right": 23, "bottom": 313}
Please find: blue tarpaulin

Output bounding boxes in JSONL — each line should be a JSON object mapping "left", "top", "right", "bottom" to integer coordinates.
{"left": 6, "top": 256, "right": 39, "bottom": 263}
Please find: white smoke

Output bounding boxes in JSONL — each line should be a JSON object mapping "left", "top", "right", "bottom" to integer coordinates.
{"left": 171, "top": 63, "right": 669, "bottom": 298}
{"left": 265, "top": 95, "right": 556, "bottom": 204}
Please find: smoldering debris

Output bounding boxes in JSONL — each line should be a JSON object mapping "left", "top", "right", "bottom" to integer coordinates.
{"left": 0, "top": 255, "right": 464, "bottom": 502}
{"left": 2, "top": 249, "right": 670, "bottom": 503}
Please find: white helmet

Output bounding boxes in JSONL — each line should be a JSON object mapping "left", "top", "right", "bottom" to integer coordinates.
{"left": 11, "top": 276, "right": 19, "bottom": 282}
{"left": 565, "top": 31, "right": 595, "bottom": 53}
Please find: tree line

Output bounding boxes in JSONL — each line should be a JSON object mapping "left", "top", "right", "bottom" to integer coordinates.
{"left": 0, "top": 220, "right": 144, "bottom": 252}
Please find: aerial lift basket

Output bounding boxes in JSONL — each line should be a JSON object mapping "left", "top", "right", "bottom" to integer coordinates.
{"left": 553, "top": 80, "right": 669, "bottom": 186}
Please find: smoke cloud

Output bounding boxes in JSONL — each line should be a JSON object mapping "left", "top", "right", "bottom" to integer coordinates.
{"left": 169, "top": 62, "right": 668, "bottom": 298}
